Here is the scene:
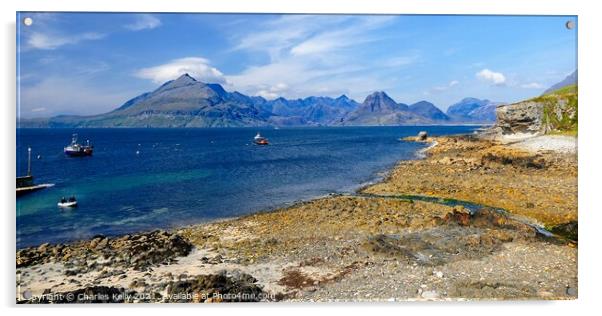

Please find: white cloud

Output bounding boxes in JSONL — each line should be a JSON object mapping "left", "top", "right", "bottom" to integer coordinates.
{"left": 431, "top": 80, "right": 460, "bottom": 92}
{"left": 476, "top": 69, "right": 506, "bottom": 86}
{"left": 224, "top": 15, "right": 407, "bottom": 100}
{"left": 290, "top": 16, "right": 395, "bottom": 56}
{"left": 255, "top": 83, "right": 289, "bottom": 100}
{"left": 226, "top": 56, "right": 371, "bottom": 100}
{"left": 134, "top": 57, "right": 228, "bottom": 84}
{"left": 129, "top": 16, "right": 410, "bottom": 101}
{"left": 26, "top": 32, "right": 105, "bottom": 50}
{"left": 232, "top": 15, "right": 351, "bottom": 60}
{"left": 125, "top": 14, "right": 162, "bottom": 31}
{"left": 520, "top": 82, "right": 544, "bottom": 89}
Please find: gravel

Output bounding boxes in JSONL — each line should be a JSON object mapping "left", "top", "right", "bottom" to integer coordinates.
{"left": 506, "top": 135, "right": 577, "bottom": 154}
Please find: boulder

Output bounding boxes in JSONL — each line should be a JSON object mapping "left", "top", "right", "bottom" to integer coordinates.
{"left": 495, "top": 101, "right": 543, "bottom": 135}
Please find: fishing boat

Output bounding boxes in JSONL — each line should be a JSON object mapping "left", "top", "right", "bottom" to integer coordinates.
{"left": 58, "top": 196, "right": 78, "bottom": 208}
{"left": 64, "top": 134, "right": 93, "bottom": 157}
{"left": 253, "top": 132, "right": 269, "bottom": 145}
{"left": 16, "top": 147, "right": 53, "bottom": 196}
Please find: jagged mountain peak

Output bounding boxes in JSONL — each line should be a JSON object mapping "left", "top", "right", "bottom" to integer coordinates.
{"left": 362, "top": 91, "right": 399, "bottom": 112}
{"left": 170, "top": 73, "right": 198, "bottom": 85}
{"left": 177, "top": 73, "right": 196, "bottom": 81}
{"left": 154, "top": 73, "right": 199, "bottom": 92}
{"left": 365, "top": 91, "right": 392, "bottom": 100}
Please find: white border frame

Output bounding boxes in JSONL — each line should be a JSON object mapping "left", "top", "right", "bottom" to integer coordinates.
{"left": 2, "top": 1, "right": 600, "bottom": 315}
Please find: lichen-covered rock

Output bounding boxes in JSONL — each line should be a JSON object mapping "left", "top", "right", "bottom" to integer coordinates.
{"left": 490, "top": 90, "right": 577, "bottom": 136}
{"left": 495, "top": 101, "right": 544, "bottom": 135}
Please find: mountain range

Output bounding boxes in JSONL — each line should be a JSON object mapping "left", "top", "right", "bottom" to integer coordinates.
{"left": 19, "top": 74, "right": 502, "bottom": 128}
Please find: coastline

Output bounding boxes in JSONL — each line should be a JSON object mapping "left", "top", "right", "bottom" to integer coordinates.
{"left": 16, "top": 133, "right": 578, "bottom": 302}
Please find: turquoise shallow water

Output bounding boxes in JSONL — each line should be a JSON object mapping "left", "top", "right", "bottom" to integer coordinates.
{"left": 16, "top": 126, "right": 479, "bottom": 247}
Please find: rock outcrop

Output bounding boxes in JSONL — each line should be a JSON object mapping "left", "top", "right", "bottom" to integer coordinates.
{"left": 16, "top": 230, "right": 193, "bottom": 271}
{"left": 488, "top": 86, "right": 577, "bottom": 136}
{"left": 494, "top": 101, "right": 544, "bottom": 134}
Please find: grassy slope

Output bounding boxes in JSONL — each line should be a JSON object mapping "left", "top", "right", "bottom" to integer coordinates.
{"left": 530, "top": 84, "right": 578, "bottom": 135}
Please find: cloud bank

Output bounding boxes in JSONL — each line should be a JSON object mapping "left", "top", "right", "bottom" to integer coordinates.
{"left": 26, "top": 32, "right": 105, "bottom": 50}
{"left": 134, "top": 57, "right": 228, "bottom": 85}
{"left": 476, "top": 69, "right": 506, "bottom": 86}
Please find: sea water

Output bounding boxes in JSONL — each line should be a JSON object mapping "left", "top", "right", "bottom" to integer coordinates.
{"left": 16, "top": 126, "right": 479, "bottom": 247}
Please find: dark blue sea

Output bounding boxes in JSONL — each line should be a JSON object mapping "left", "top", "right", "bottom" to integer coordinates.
{"left": 16, "top": 126, "right": 478, "bottom": 248}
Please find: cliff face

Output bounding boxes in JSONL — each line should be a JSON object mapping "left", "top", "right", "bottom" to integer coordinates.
{"left": 491, "top": 85, "right": 577, "bottom": 136}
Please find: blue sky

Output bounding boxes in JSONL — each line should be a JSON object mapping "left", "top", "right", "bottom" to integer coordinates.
{"left": 17, "top": 13, "right": 577, "bottom": 118}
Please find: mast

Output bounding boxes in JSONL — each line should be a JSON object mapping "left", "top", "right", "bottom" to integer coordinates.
{"left": 27, "top": 147, "right": 31, "bottom": 176}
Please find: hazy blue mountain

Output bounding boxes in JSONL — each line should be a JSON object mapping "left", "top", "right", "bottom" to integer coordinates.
{"left": 465, "top": 102, "right": 500, "bottom": 122}
{"left": 338, "top": 91, "right": 444, "bottom": 126}
{"left": 21, "top": 74, "right": 270, "bottom": 127}
{"left": 254, "top": 95, "right": 359, "bottom": 125}
{"left": 446, "top": 97, "right": 502, "bottom": 123}
{"left": 542, "top": 70, "right": 577, "bottom": 95}
{"left": 408, "top": 101, "right": 449, "bottom": 121}
{"left": 300, "top": 95, "right": 359, "bottom": 124}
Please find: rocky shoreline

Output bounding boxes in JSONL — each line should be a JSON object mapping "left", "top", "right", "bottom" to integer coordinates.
{"left": 16, "top": 134, "right": 578, "bottom": 303}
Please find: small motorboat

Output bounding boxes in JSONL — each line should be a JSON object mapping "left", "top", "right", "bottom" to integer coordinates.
{"left": 58, "top": 196, "right": 78, "bottom": 208}
{"left": 64, "top": 134, "right": 93, "bottom": 157}
{"left": 253, "top": 132, "right": 269, "bottom": 145}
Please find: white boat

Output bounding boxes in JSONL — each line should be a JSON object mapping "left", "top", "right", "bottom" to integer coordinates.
{"left": 253, "top": 132, "right": 269, "bottom": 145}
{"left": 64, "top": 134, "right": 93, "bottom": 157}
{"left": 58, "top": 196, "right": 78, "bottom": 208}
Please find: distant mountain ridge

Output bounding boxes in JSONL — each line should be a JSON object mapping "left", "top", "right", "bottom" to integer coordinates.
{"left": 19, "top": 74, "right": 500, "bottom": 128}
{"left": 339, "top": 92, "right": 455, "bottom": 126}
{"left": 446, "top": 97, "right": 503, "bottom": 123}
{"left": 543, "top": 70, "right": 577, "bottom": 95}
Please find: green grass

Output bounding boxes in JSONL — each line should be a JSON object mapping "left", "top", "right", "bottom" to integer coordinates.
{"left": 528, "top": 84, "right": 578, "bottom": 135}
